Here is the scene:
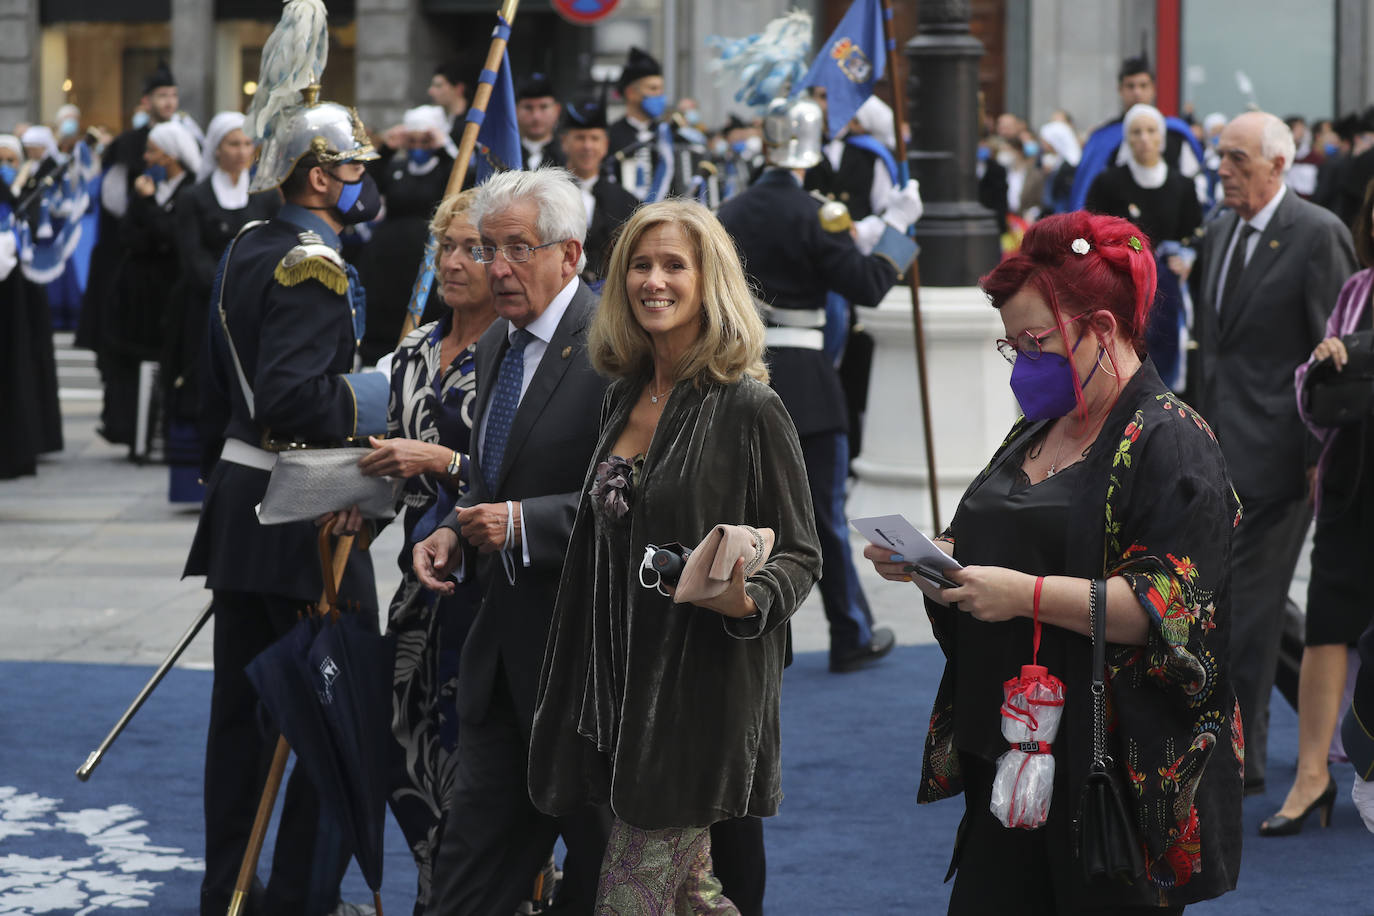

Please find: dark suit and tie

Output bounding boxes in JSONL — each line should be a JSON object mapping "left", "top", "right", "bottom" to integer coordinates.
{"left": 1194, "top": 119, "right": 1356, "bottom": 791}
{"left": 415, "top": 171, "right": 611, "bottom": 915}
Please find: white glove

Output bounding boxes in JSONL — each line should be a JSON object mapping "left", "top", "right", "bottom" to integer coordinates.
{"left": 881, "top": 178, "right": 924, "bottom": 231}
{"left": 0, "top": 229, "right": 16, "bottom": 283}
{"left": 1353, "top": 778, "right": 1374, "bottom": 834}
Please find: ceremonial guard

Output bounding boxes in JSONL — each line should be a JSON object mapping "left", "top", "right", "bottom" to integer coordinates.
{"left": 606, "top": 47, "right": 706, "bottom": 201}
{"left": 719, "top": 93, "right": 918, "bottom": 674}
{"left": 182, "top": 11, "right": 389, "bottom": 907}
{"left": 711, "top": 89, "right": 918, "bottom": 915}
{"left": 559, "top": 98, "right": 640, "bottom": 285}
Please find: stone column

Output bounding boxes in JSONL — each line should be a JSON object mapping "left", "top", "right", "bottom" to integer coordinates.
{"left": 905, "top": 0, "right": 1001, "bottom": 287}
{"left": 355, "top": 0, "right": 442, "bottom": 135}
{"left": 849, "top": 287, "right": 1018, "bottom": 532}
{"left": 172, "top": 0, "right": 216, "bottom": 127}
{"left": 0, "top": 0, "right": 39, "bottom": 129}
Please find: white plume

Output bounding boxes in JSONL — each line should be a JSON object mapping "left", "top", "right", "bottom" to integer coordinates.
{"left": 707, "top": 10, "right": 814, "bottom": 110}
{"left": 244, "top": 0, "right": 331, "bottom": 143}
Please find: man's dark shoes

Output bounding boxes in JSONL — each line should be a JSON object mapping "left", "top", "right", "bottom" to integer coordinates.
{"left": 829, "top": 626, "right": 896, "bottom": 673}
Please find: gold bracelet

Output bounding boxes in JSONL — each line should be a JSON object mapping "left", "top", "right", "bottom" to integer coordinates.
{"left": 446, "top": 449, "right": 461, "bottom": 477}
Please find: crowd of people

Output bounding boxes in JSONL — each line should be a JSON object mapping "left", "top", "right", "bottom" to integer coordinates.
{"left": 4, "top": 8, "right": 1374, "bottom": 914}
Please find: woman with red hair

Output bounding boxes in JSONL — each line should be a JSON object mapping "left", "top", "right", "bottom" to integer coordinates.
{"left": 867, "top": 211, "right": 1243, "bottom": 912}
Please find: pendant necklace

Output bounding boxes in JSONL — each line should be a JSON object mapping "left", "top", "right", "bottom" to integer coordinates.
{"left": 648, "top": 380, "right": 672, "bottom": 404}
{"left": 1045, "top": 408, "right": 1108, "bottom": 478}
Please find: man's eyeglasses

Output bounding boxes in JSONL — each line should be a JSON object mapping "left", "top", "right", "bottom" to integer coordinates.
{"left": 470, "top": 240, "right": 565, "bottom": 264}
{"left": 994, "top": 312, "right": 1089, "bottom": 364}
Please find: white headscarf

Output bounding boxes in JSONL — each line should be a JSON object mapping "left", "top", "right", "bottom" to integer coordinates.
{"left": 1038, "top": 120, "right": 1081, "bottom": 167}
{"left": 853, "top": 95, "right": 896, "bottom": 151}
{"left": 1119, "top": 103, "right": 1168, "bottom": 188}
{"left": 20, "top": 125, "right": 58, "bottom": 162}
{"left": 198, "top": 112, "right": 251, "bottom": 209}
{"left": 403, "top": 104, "right": 458, "bottom": 160}
{"left": 148, "top": 120, "right": 202, "bottom": 178}
{"left": 199, "top": 111, "right": 246, "bottom": 182}
{"left": 0, "top": 134, "right": 21, "bottom": 160}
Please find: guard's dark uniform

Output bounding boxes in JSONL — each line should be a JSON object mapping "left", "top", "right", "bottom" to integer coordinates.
{"left": 184, "top": 201, "right": 388, "bottom": 916}
{"left": 718, "top": 168, "right": 905, "bottom": 658}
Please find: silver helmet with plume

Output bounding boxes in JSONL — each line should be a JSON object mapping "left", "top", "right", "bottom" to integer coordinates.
{"left": 244, "top": 0, "right": 377, "bottom": 192}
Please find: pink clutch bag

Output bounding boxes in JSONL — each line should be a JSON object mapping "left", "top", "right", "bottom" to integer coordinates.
{"left": 673, "top": 524, "right": 775, "bottom": 604}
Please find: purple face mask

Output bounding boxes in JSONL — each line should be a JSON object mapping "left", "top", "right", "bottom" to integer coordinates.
{"left": 1009, "top": 331, "right": 1100, "bottom": 420}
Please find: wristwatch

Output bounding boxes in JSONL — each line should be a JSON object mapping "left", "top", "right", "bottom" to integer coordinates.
{"left": 446, "top": 449, "right": 461, "bottom": 478}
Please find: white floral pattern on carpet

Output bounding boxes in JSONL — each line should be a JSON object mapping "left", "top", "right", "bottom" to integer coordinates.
{"left": 0, "top": 787, "right": 201, "bottom": 914}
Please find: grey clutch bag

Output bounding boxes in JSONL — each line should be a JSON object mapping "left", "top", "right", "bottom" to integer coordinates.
{"left": 255, "top": 447, "right": 401, "bottom": 525}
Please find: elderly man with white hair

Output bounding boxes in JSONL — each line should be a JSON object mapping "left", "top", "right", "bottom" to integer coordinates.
{"left": 1193, "top": 110, "right": 1357, "bottom": 799}
{"left": 412, "top": 167, "right": 612, "bottom": 916}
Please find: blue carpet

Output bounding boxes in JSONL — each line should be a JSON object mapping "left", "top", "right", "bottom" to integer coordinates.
{"left": 0, "top": 646, "right": 1366, "bottom": 914}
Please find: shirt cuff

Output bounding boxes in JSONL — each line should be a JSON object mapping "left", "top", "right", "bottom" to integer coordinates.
{"left": 519, "top": 505, "right": 531, "bottom": 568}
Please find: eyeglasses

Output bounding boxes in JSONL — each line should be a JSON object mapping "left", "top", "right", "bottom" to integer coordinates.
{"left": 995, "top": 312, "right": 1089, "bottom": 364}
{"left": 470, "top": 240, "right": 565, "bottom": 264}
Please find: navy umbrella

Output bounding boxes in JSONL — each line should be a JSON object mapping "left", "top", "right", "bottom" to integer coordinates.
{"left": 246, "top": 609, "right": 395, "bottom": 912}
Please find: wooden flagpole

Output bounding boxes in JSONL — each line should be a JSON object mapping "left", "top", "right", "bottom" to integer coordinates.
{"left": 880, "top": 0, "right": 941, "bottom": 533}
{"left": 397, "top": 0, "right": 521, "bottom": 344}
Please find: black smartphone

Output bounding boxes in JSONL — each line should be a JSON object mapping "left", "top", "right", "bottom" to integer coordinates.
{"left": 912, "top": 565, "right": 957, "bottom": 589}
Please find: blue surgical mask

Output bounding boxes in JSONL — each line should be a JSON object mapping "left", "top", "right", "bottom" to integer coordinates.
{"left": 333, "top": 171, "right": 382, "bottom": 224}
{"left": 977, "top": 145, "right": 991, "bottom": 162}
{"left": 1022, "top": 140, "right": 1041, "bottom": 159}
{"left": 132, "top": 111, "right": 150, "bottom": 130}
{"left": 1325, "top": 142, "right": 1339, "bottom": 157}
{"left": 641, "top": 94, "right": 667, "bottom": 119}
{"left": 1009, "top": 333, "right": 1100, "bottom": 421}
{"left": 731, "top": 140, "right": 749, "bottom": 156}
{"left": 408, "top": 148, "right": 436, "bottom": 166}
{"left": 0, "top": 164, "right": 15, "bottom": 186}
{"left": 684, "top": 109, "right": 701, "bottom": 126}
{"left": 59, "top": 117, "right": 79, "bottom": 139}
{"left": 143, "top": 164, "right": 167, "bottom": 184}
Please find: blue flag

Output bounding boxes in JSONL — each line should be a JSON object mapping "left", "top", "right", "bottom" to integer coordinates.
{"left": 796, "top": 0, "right": 887, "bottom": 140}
{"left": 468, "top": 23, "right": 522, "bottom": 184}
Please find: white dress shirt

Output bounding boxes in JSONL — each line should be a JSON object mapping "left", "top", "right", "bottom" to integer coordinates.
{"left": 1215, "top": 183, "right": 1286, "bottom": 312}
{"left": 474, "top": 275, "right": 580, "bottom": 572}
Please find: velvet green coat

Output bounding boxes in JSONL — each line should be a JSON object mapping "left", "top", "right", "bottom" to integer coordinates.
{"left": 528, "top": 374, "right": 822, "bottom": 829}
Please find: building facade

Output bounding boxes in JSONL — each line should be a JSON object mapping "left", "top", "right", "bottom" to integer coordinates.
{"left": 4, "top": 1, "right": 1373, "bottom": 156}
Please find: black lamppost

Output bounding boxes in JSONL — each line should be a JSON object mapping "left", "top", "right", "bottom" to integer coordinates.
{"left": 906, "top": 0, "right": 1002, "bottom": 287}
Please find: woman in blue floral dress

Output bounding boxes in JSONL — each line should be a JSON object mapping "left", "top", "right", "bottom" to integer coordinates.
{"left": 359, "top": 188, "right": 494, "bottom": 912}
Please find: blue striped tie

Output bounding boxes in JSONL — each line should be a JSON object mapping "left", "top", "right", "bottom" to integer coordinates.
{"left": 482, "top": 328, "right": 534, "bottom": 492}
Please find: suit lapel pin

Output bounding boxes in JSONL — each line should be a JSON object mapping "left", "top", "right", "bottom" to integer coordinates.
{"left": 561, "top": 346, "right": 572, "bottom": 359}
{"left": 1269, "top": 240, "right": 1280, "bottom": 249}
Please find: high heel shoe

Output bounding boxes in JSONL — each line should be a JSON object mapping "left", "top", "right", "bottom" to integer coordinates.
{"left": 1258, "top": 777, "right": 1337, "bottom": 836}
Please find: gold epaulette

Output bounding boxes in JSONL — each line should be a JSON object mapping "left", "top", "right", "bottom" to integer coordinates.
{"left": 274, "top": 233, "right": 348, "bottom": 296}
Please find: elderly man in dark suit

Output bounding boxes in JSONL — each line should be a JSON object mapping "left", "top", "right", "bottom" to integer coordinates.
{"left": 1194, "top": 110, "right": 1357, "bottom": 795}
{"left": 412, "top": 168, "right": 611, "bottom": 916}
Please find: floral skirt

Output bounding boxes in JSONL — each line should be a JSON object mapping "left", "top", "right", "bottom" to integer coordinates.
{"left": 596, "top": 818, "right": 739, "bottom": 916}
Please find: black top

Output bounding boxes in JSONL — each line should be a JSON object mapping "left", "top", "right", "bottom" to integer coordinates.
{"left": 920, "top": 361, "right": 1244, "bottom": 905}
{"left": 1085, "top": 164, "right": 1202, "bottom": 247}
{"left": 950, "top": 437, "right": 1085, "bottom": 760}
{"left": 357, "top": 153, "right": 454, "bottom": 364}
{"left": 167, "top": 181, "right": 280, "bottom": 418}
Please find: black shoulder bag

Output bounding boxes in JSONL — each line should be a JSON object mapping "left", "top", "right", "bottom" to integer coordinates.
{"left": 1299, "top": 330, "right": 1374, "bottom": 429}
{"left": 1075, "top": 578, "right": 1146, "bottom": 884}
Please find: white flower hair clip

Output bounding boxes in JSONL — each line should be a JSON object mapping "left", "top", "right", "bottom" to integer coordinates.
{"left": 1071, "top": 238, "right": 1091, "bottom": 256}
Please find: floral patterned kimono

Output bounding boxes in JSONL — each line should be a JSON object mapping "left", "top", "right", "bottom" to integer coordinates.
{"left": 921, "top": 359, "right": 1244, "bottom": 909}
